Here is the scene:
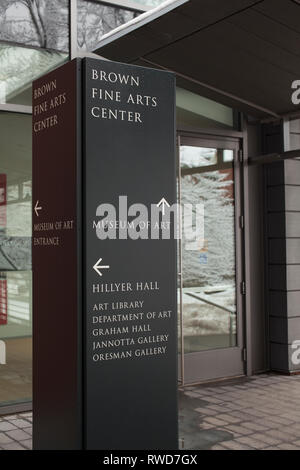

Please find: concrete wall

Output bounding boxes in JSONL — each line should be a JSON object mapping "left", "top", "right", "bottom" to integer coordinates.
{"left": 267, "top": 160, "right": 300, "bottom": 373}
{"left": 290, "top": 119, "right": 300, "bottom": 150}
{"left": 246, "top": 119, "right": 300, "bottom": 375}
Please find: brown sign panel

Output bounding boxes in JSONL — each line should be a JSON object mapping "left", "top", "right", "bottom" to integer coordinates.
{"left": 32, "top": 59, "right": 82, "bottom": 450}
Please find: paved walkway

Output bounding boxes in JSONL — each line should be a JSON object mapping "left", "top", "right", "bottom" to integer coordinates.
{"left": 0, "top": 412, "right": 31, "bottom": 450}
{"left": 1, "top": 374, "right": 300, "bottom": 450}
{"left": 180, "top": 373, "right": 300, "bottom": 450}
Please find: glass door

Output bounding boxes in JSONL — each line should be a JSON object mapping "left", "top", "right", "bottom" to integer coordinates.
{"left": 178, "top": 134, "right": 245, "bottom": 384}
{"left": 0, "top": 112, "right": 32, "bottom": 409}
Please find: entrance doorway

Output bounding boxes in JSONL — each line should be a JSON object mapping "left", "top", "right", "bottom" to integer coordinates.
{"left": 178, "top": 133, "right": 245, "bottom": 384}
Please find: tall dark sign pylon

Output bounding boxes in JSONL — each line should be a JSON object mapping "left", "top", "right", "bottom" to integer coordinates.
{"left": 32, "top": 58, "right": 177, "bottom": 450}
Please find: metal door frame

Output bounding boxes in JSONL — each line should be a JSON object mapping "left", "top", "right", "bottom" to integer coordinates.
{"left": 177, "top": 131, "right": 246, "bottom": 385}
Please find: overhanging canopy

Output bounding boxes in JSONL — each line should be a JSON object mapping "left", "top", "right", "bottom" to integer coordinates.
{"left": 94, "top": 0, "right": 300, "bottom": 119}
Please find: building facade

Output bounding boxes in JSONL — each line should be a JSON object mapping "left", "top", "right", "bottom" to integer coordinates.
{"left": 1, "top": 0, "right": 300, "bottom": 415}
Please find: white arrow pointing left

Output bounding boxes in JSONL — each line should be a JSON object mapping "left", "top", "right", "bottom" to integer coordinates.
{"left": 34, "top": 200, "right": 42, "bottom": 217}
{"left": 93, "top": 258, "right": 110, "bottom": 277}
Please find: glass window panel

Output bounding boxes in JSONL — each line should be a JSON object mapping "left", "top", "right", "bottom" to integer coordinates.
{"left": 0, "top": 112, "right": 32, "bottom": 407}
{"left": 129, "top": 0, "right": 167, "bottom": 7}
{"left": 85, "top": 0, "right": 165, "bottom": 10}
{"left": 77, "top": 0, "right": 137, "bottom": 51}
{"left": 176, "top": 87, "right": 234, "bottom": 129}
{"left": 0, "top": 0, "right": 69, "bottom": 52}
{"left": 180, "top": 146, "right": 218, "bottom": 169}
{"left": 180, "top": 146, "right": 237, "bottom": 353}
{"left": 223, "top": 149, "right": 234, "bottom": 162}
{"left": 0, "top": 42, "right": 67, "bottom": 106}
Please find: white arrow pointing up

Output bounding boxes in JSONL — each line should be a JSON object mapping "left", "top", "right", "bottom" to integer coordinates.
{"left": 93, "top": 258, "right": 110, "bottom": 277}
{"left": 34, "top": 200, "right": 42, "bottom": 217}
{"left": 156, "top": 197, "right": 170, "bottom": 216}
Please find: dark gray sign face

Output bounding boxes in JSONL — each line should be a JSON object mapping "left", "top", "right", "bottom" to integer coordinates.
{"left": 83, "top": 58, "right": 177, "bottom": 450}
